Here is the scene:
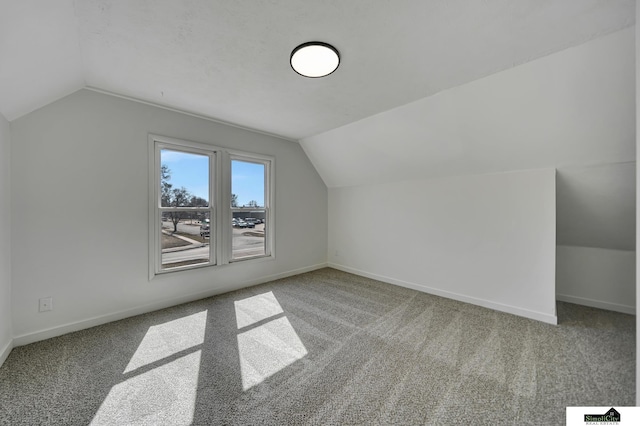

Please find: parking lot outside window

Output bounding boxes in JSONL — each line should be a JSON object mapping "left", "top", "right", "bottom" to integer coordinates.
{"left": 148, "top": 135, "right": 274, "bottom": 278}
{"left": 230, "top": 157, "right": 271, "bottom": 261}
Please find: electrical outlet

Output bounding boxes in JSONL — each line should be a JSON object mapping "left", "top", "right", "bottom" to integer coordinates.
{"left": 335, "top": 250, "right": 340, "bottom": 257}
{"left": 39, "top": 297, "right": 53, "bottom": 312}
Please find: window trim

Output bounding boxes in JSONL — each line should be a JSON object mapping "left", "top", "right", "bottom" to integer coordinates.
{"left": 229, "top": 153, "right": 274, "bottom": 262}
{"left": 148, "top": 134, "right": 275, "bottom": 280}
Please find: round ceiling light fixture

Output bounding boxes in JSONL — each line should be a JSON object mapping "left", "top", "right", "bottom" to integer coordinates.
{"left": 290, "top": 42, "right": 340, "bottom": 78}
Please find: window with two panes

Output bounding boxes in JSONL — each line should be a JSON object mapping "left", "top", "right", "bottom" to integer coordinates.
{"left": 150, "top": 136, "right": 272, "bottom": 276}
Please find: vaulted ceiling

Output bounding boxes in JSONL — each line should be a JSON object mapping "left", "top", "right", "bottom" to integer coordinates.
{"left": 0, "top": 0, "right": 635, "bottom": 140}
{"left": 1, "top": 1, "right": 636, "bottom": 251}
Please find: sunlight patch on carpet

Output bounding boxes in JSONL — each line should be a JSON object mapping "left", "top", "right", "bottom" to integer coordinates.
{"left": 235, "top": 292, "right": 307, "bottom": 390}
{"left": 234, "top": 291, "right": 284, "bottom": 329}
{"left": 124, "top": 311, "right": 207, "bottom": 374}
{"left": 91, "top": 350, "right": 202, "bottom": 426}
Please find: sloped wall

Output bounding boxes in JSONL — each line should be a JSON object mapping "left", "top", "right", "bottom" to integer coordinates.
{"left": 557, "top": 163, "right": 635, "bottom": 251}
{"left": 301, "top": 28, "right": 634, "bottom": 188}
{"left": 303, "top": 27, "right": 635, "bottom": 319}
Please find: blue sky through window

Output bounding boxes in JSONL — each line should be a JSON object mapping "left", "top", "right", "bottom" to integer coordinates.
{"left": 232, "top": 160, "right": 265, "bottom": 207}
{"left": 161, "top": 150, "right": 264, "bottom": 206}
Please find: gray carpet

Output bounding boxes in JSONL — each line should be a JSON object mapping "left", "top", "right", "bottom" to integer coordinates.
{"left": 0, "top": 268, "right": 634, "bottom": 425}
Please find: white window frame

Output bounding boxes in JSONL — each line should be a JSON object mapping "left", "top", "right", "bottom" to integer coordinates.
{"left": 148, "top": 134, "right": 274, "bottom": 279}
{"left": 229, "top": 152, "right": 273, "bottom": 262}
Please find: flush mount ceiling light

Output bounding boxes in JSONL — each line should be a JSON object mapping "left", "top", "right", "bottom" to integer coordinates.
{"left": 290, "top": 42, "right": 340, "bottom": 78}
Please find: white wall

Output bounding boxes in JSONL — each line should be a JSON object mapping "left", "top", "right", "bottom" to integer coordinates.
{"left": 0, "top": 113, "right": 12, "bottom": 366}
{"left": 556, "top": 163, "right": 635, "bottom": 251}
{"left": 556, "top": 162, "right": 636, "bottom": 315}
{"left": 636, "top": 1, "right": 639, "bottom": 406}
{"left": 328, "top": 168, "right": 557, "bottom": 324}
{"left": 301, "top": 28, "right": 634, "bottom": 189}
{"left": 303, "top": 26, "right": 634, "bottom": 325}
{"left": 10, "top": 89, "right": 328, "bottom": 343}
{"left": 557, "top": 246, "right": 635, "bottom": 314}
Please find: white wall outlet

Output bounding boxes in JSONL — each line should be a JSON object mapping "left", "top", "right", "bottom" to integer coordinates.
{"left": 335, "top": 250, "right": 340, "bottom": 257}
{"left": 39, "top": 297, "right": 53, "bottom": 312}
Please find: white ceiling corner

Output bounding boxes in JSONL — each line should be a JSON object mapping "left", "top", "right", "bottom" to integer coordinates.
{"left": 0, "top": 0, "right": 84, "bottom": 120}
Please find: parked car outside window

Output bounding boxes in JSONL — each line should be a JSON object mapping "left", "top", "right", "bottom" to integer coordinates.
{"left": 200, "top": 219, "right": 210, "bottom": 238}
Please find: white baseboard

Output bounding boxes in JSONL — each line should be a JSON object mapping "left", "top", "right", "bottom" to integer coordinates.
{"left": 328, "top": 263, "right": 558, "bottom": 325}
{"left": 0, "top": 338, "right": 13, "bottom": 368}
{"left": 556, "top": 293, "right": 635, "bottom": 315}
{"left": 13, "top": 263, "right": 328, "bottom": 347}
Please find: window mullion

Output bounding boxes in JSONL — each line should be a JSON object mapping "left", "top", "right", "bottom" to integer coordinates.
{"left": 149, "top": 134, "right": 273, "bottom": 278}
{"left": 209, "top": 152, "right": 220, "bottom": 265}
{"left": 219, "top": 150, "right": 231, "bottom": 265}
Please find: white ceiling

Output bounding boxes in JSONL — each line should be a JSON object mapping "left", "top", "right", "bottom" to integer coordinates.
{"left": 0, "top": 0, "right": 635, "bottom": 140}
{"left": 300, "top": 27, "right": 635, "bottom": 188}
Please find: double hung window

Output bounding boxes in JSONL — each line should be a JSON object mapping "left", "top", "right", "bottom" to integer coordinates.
{"left": 149, "top": 135, "right": 273, "bottom": 278}
{"left": 231, "top": 157, "right": 270, "bottom": 260}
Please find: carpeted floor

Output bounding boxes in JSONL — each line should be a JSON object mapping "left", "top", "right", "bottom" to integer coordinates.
{"left": 0, "top": 268, "right": 635, "bottom": 425}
